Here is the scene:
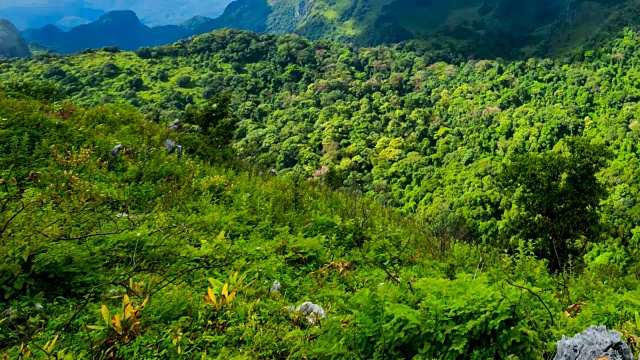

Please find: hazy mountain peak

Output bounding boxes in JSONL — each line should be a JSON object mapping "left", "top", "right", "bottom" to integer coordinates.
{"left": 0, "top": 19, "right": 31, "bottom": 58}
{"left": 95, "top": 10, "right": 144, "bottom": 27}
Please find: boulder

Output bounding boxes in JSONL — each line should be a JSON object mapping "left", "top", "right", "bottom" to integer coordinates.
{"left": 287, "top": 301, "right": 327, "bottom": 324}
{"left": 110, "top": 144, "right": 124, "bottom": 158}
{"left": 270, "top": 280, "right": 281, "bottom": 293}
{"left": 163, "top": 139, "right": 183, "bottom": 160}
{"left": 554, "top": 326, "right": 633, "bottom": 360}
{"left": 167, "top": 119, "right": 183, "bottom": 132}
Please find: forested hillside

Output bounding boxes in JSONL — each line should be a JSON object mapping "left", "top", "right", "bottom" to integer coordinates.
{"left": 4, "top": 17, "right": 640, "bottom": 359}
{"left": 4, "top": 28, "right": 640, "bottom": 246}
{"left": 0, "top": 73, "right": 639, "bottom": 359}
{"left": 215, "top": 0, "right": 640, "bottom": 59}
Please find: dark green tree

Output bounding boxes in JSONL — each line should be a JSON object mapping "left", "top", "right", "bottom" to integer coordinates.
{"left": 499, "top": 137, "right": 611, "bottom": 271}
{"left": 0, "top": 81, "right": 66, "bottom": 101}
{"left": 175, "top": 76, "right": 192, "bottom": 88}
{"left": 183, "top": 92, "right": 238, "bottom": 162}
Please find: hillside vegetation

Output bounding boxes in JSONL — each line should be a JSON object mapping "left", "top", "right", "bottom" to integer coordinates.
{"left": 3, "top": 23, "right": 640, "bottom": 358}
{"left": 0, "top": 79, "right": 639, "bottom": 359}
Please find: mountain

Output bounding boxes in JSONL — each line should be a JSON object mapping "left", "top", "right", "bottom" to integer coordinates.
{"left": 199, "top": 0, "right": 640, "bottom": 58}
{"left": 22, "top": 10, "right": 192, "bottom": 54}
{"left": 81, "top": 0, "right": 233, "bottom": 26}
{"left": 0, "top": 19, "right": 31, "bottom": 58}
{"left": 0, "top": 0, "right": 233, "bottom": 30}
{"left": 21, "top": 4, "right": 270, "bottom": 55}
{"left": 18, "top": 0, "right": 640, "bottom": 58}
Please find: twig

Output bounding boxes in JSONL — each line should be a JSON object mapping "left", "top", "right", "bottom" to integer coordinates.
{"left": 0, "top": 200, "right": 42, "bottom": 237}
{"left": 503, "top": 278, "right": 555, "bottom": 327}
{"left": 61, "top": 286, "right": 97, "bottom": 333}
{"left": 53, "top": 231, "right": 120, "bottom": 242}
{"left": 473, "top": 256, "right": 483, "bottom": 279}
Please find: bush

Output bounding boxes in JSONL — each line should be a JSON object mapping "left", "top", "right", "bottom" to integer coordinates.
{"left": 175, "top": 75, "right": 192, "bottom": 88}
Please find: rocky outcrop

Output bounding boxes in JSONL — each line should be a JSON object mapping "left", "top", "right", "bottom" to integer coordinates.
{"left": 554, "top": 326, "right": 634, "bottom": 360}
{"left": 0, "top": 19, "right": 31, "bottom": 58}
{"left": 163, "top": 139, "right": 183, "bottom": 160}
{"left": 287, "top": 301, "right": 327, "bottom": 325}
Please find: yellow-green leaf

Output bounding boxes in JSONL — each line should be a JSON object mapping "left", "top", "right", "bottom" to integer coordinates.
{"left": 124, "top": 303, "right": 134, "bottom": 319}
{"left": 101, "top": 305, "right": 110, "bottom": 328}
{"left": 45, "top": 334, "right": 59, "bottom": 352}
{"left": 222, "top": 283, "right": 229, "bottom": 297}
{"left": 227, "top": 290, "right": 236, "bottom": 303}
{"left": 206, "top": 287, "right": 216, "bottom": 304}
{"left": 84, "top": 325, "right": 106, "bottom": 330}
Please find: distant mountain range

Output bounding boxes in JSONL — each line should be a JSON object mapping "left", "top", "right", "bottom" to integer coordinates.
{"left": 0, "top": 0, "right": 233, "bottom": 30}
{"left": 21, "top": 10, "right": 206, "bottom": 54}
{"left": 14, "top": 0, "right": 640, "bottom": 59}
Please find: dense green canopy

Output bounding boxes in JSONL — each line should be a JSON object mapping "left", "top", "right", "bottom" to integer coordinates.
{"left": 2, "top": 25, "right": 640, "bottom": 359}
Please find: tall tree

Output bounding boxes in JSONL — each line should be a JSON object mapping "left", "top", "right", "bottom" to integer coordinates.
{"left": 499, "top": 137, "right": 611, "bottom": 271}
{"left": 183, "top": 92, "right": 238, "bottom": 162}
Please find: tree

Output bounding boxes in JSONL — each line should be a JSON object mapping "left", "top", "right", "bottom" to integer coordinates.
{"left": 128, "top": 77, "right": 144, "bottom": 91}
{"left": 175, "top": 76, "right": 192, "bottom": 88}
{"left": 0, "top": 80, "right": 66, "bottom": 101}
{"left": 135, "top": 47, "right": 153, "bottom": 59}
{"left": 498, "top": 137, "right": 611, "bottom": 271}
{"left": 183, "top": 92, "right": 238, "bottom": 162}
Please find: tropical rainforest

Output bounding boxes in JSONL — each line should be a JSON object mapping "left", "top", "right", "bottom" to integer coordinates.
{"left": 3, "top": 0, "right": 640, "bottom": 358}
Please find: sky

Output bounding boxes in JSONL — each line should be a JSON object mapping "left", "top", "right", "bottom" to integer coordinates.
{"left": 0, "top": 0, "right": 234, "bottom": 29}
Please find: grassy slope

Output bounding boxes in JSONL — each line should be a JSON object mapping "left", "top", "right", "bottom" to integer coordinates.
{"left": 1, "top": 89, "right": 640, "bottom": 358}
{"left": 6, "top": 25, "right": 640, "bottom": 357}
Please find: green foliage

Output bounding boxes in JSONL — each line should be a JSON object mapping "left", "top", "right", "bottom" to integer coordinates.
{"left": 5, "top": 26, "right": 640, "bottom": 359}
{"left": 1, "top": 94, "right": 623, "bottom": 359}
{"left": 0, "top": 81, "right": 65, "bottom": 101}
{"left": 499, "top": 137, "right": 612, "bottom": 271}
{"left": 175, "top": 75, "right": 192, "bottom": 88}
{"left": 182, "top": 92, "right": 238, "bottom": 162}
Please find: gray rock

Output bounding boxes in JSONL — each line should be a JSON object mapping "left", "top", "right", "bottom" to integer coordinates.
{"left": 167, "top": 119, "right": 183, "bottom": 132}
{"left": 164, "top": 139, "right": 176, "bottom": 153}
{"left": 110, "top": 144, "right": 124, "bottom": 158}
{"left": 287, "top": 301, "right": 327, "bottom": 325}
{"left": 554, "top": 325, "right": 633, "bottom": 360}
{"left": 163, "top": 140, "right": 183, "bottom": 160}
